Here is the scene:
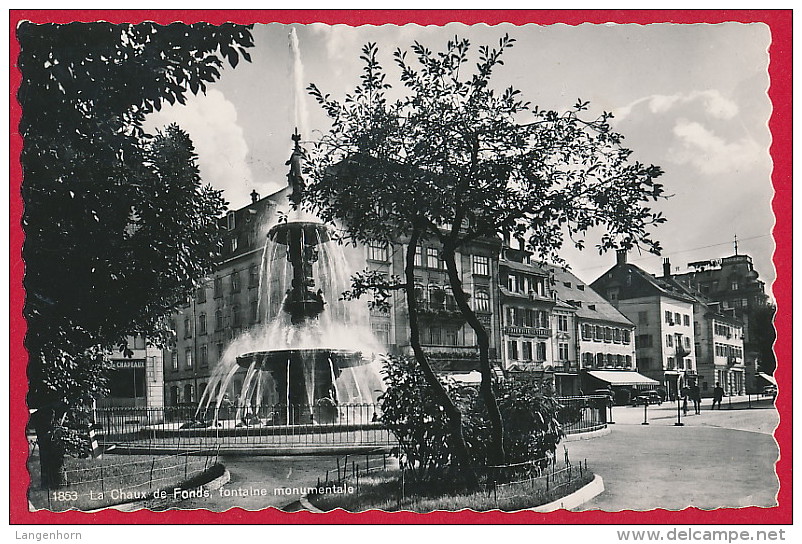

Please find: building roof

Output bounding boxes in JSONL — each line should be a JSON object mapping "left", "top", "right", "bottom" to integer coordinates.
{"left": 544, "top": 265, "right": 634, "bottom": 326}
{"left": 591, "top": 262, "right": 697, "bottom": 304}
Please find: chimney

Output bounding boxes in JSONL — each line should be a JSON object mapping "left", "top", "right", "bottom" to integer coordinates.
{"left": 250, "top": 189, "right": 260, "bottom": 204}
{"left": 616, "top": 249, "right": 627, "bottom": 265}
{"left": 663, "top": 257, "right": 671, "bottom": 278}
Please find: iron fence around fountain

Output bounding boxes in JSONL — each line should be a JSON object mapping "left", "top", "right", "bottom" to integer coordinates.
{"left": 93, "top": 403, "right": 395, "bottom": 452}
{"left": 555, "top": 395, "right": 609, "bottom": 434}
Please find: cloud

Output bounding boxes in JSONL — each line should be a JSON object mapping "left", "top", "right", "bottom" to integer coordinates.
{"left": 617, "top": 89, "right": 739, "bottom": 121}
{"left": 145, "top": 89, "right": 258, "bottom": 209}
{"left": 668, "top": 119, "right": 764, "bottom": 175}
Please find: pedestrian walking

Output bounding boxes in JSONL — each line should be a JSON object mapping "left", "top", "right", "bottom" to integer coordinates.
{"left": 690, "top": 383, "right": 701, "bottom": 414}
{"left": 712, "top": 382, "right": 724, "bottom": 410}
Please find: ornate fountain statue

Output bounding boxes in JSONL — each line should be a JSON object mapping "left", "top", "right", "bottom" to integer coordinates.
{"left": 194, "top": 131, "right": 381, "bottom": 428}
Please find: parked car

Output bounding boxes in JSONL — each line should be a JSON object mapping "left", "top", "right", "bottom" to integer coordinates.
{"left": 762, "top": 384, "right": 778, "bottom": 397}
{"left": 632, "top": 390, "right": 662, "bottom": 406}
{"left": 592, "top": 388, "right": 614, "bottom": 402}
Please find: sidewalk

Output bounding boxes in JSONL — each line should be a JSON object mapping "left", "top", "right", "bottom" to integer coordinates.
{"left": 566, "top": 400, "right": 779, "bottom": 511}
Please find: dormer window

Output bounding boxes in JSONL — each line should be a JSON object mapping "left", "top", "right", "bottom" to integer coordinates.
{"left": 227, "top": 210, "right": 236, "bottom": 230}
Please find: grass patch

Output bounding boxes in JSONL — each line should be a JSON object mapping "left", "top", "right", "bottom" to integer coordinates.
{"left": 27, "top": 452, "right": 220, "bottom": 511}
{"left": 310, "top": 468, "right": 594, "bottom": 512}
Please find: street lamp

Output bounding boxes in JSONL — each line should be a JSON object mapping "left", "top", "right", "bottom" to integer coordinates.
{"left": 642, "top": 399, "right": 649, "bottom": 425}
{"left": 674, "top": 374, "right": 684, "bottom": 426}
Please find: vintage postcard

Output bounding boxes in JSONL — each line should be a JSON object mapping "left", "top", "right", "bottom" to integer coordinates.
{"left": 9, "top": 9, "right": 791, "bottom": 532}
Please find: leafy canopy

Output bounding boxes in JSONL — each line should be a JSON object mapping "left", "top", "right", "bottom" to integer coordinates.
{"left": 305, "top": 35, "right": 665, "bottom": 260}
{"left": 19, "top": 22, "right": 253, "bottom": 406}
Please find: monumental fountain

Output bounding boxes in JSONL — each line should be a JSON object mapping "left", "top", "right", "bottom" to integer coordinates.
{"left": 189, "top": 131, "right": 385, "bottom": 429}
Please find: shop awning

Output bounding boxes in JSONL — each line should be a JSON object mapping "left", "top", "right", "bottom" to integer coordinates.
{"left": 586, "top": 370, "right": 658, "bottom": 386}
{"left": 757, "top": 372, "right": 776, "bottom": 386}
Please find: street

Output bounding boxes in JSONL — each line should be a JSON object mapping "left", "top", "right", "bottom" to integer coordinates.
{"left": 566, "top": 400, "right": 779, "bottom": 511}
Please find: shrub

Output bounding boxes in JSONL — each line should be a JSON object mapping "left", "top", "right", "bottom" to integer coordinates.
{"left": 379, "top": 356, "right": 564, "bottom": 482}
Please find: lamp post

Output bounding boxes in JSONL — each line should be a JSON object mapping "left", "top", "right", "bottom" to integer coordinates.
{"left": 674, "top": 374, "right": 684, "bottom": 426}
{"left": 642, "top": 400, "right": 649, "bottom": 425}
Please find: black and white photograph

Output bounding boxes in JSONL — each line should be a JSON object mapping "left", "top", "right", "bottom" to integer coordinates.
{"left": 12, "top": 11, "right": 789, "bottom": 524}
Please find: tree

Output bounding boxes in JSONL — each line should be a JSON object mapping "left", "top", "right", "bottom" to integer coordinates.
{"left": 306, "top": 36, "right": 664, "bottom": 469}
{"left": 18, "top": 21, "right": 253, "bottom": 486}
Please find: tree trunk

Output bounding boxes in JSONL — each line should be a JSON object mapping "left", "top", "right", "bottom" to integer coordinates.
{"left": 442, "top": 242, "right": 506, "bottom": 467}
{"left": 30, "top": 403, "right": 67, "bottom": 489}
{"left": 404, "top": 228, "right": 478, "bottom": 488}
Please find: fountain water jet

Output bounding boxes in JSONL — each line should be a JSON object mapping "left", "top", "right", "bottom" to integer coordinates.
{"left": 191, "top": 130, "right": 385, "bottom": 429}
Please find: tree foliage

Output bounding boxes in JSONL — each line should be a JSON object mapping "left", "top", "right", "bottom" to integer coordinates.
{"left": 19, "top": 22, "right": 253, "bottom": 411}
{"left": 18, "top": 22, "right": 253, "bottom": 485}
{"left": 306, "top": 34, "right": 665, "bottom": 468}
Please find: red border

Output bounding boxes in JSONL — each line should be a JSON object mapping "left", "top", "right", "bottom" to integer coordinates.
{"left": 9, "top": 9, "right": 792, "bottom": 525}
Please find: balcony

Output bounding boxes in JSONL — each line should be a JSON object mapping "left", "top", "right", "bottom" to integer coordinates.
{"left": 423, "top": 346, "right": 480, "bottom": 371}
{"left": 503, "top": 326, "right": 551, "bottom": 338}
{"left": 415, "top": 301, "right": 466, "bottom": 322}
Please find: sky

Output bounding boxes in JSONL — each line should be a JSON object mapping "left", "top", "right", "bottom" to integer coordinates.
{"left": 146, "top": 21, "right": 775, "bottom": 294}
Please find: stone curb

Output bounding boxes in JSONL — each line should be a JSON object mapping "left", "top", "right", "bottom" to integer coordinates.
{"left": 563, "top": 426, "right": 611, "bottom": 442}
{"left": 531, "top": 473, "right": 604, "bottom": 512}
{"left": 84, "top": 467, "right": 231, "bottom": 512}
{"left": 110, "top": 444, "right": 394, "bottom": 457}
{"left": 299, "top": 473, "right": 604, "bottom": 514}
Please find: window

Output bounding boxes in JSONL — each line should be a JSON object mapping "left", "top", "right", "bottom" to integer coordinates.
{"left": 472, "top": 255, "right": 490, "bottom": 276}
{"left": 200, "top": 345, "right": 208, "bottom": 368}
{"left": 683, "top": 314, "right": 690, "bottom": 327}
{"left": 507, "top": 273, "right": 519, "bottom": 292}
{"left": 215, "top": 309, "right": 224, "bottom": 331}
{"left": 184, "top": 384, "right": 193, "bottom": 403}
{"left": 558, "top": 342, "right": 569, "bottom": 361}
{"left": 426, "top": 248, "right": 439, "bottom": 269}
{"left": 666, "top": 334, "right": 673, "bottom": 347}
{"left": 522, "top": 341, "right": 532, "bottom": 360}
{"left": 677, "top": 358, "right": 684, "bottom": 370}
{"left": 249, "top": 264, "right": 259, "bottom": 287}
{"left": 536, "top": 342, "right": 547, "bottom": 361}
{"left": 226, "top": 210, "right": 236, "bottom": 230}
{"left": 613, "top": 328, "right": 621, "bottom": 343}
{"left": 625, "top": 355, "right": 632, "bottom": 368}
{"left": 582, "top": 353, "right": 594, "bottom": 368}
{"left": 604, "top": 327, "right": 613, "bottom": 342}
{"left": 250, "top": 300, "right": 259, "bottom": 323}
{"left": 684, "top": 336, "right": 691, "bottom": 349}
{"left": 558, "top": 315, "right": 569, "bottom": 333}
{"left": 595, "top": 325, "right": 603, "bottom": 341}
{"left": 666, "top": 356, "right": 674, "bottom": 370}
{"left": 216, "top": 342, "right": 224, "bottom": 363}
{"left": 214, "top": 277, "right": 222, "bottom": 298}
{"left": 171, "top": 351, "right": 178, "bottom": 371}
{"left": 638, "top": 311, "right": 648, "bottom": 324}
{"left": 731, "top": 281, "right": 739, "bottom": 291}
{"left": 184, "top": 316, "right": 191, "bottom": 338}
{"left": 230, "top": 236, "right": 239, "bottom": 253}
{"left": 368, "top": 240, "right": 389, "bottom": 262}
{"left": 674, "top": 312, "right": 681, "bottom": 324}
{"left": 581, "top": 324, "right": 592, "bottom": 340}
{"left": 185, "top": 348, "right": 193, "bottom": 369}
{"left": 414, "top": 246, "right": 422, "bottom": 267}
{"left": 429, "top": 326, "right": 441, "bottom": 345}
{"left": 595, "top": 353, "right": 605, "bottom": 368}
{"left": 197, "top": 285, "right": 206, "bottom": 303}
{"left": 198, "top": 313, "right": 207, "bottom": 335}
{"left": 231, "top": 271, "right": 240, "bottom": 293}
{"left": 474, "top": 289, "right": 491, "bottom": 312}
{"left": 622, "top": 330, "right": 631, "bottom": 344}
{"left": 665, "top": 310, "right": 672, "bottom": 324}
{"left": 444, "top": 328, "right": 458, "bottom": 346}
{"left": 232, "top": 305, "right": 242, "bottom": 328}
{"left": 372, "top": 322, "right": 390, "bottom": 345}
{"left": 507, "top": 340, "right": 519, "bottom": 360}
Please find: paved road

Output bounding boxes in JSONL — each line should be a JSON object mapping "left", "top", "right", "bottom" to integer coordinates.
{"left": 162, "top": 454, "right": 341, "bottom": 511}
{"left": 567, "top": 402, "right": 779, "bottom": 511}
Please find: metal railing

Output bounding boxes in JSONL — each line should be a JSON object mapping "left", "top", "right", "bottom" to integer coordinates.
{"left": 94, "top": 403, "right": 395, "bottom": 450}
{"left": 555, "top": 395, "right": 609, "bottom": 434}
